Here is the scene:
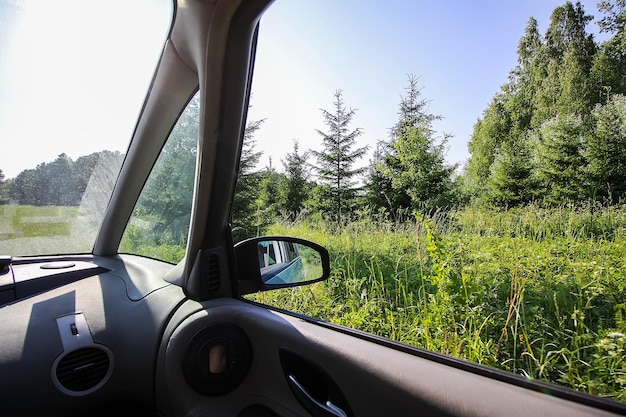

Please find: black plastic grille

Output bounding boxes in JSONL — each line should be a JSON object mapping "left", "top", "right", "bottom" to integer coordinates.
{"left": 55, "top": 347, "right": 110, "bottom": 392}
{"left": 207, "top": 254, "right": 221, "bottom": 293}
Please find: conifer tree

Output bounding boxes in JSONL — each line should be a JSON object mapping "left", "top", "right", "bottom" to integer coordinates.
{"left": 281, "top": 140, "right": 310, "bottom": 219}
{"left": 367, "top": 74, "right": 437, "bottom": 213}
{"left": 367, "top": 74, "right": 457, "bottom": 212}
{"left": 312, "top": 90, "right": 368, "bottom": 223}
{"left": 534, "top": 114, "right": 588, "bottom": 204}
{"left": 232, "top": 118, "right": 264, "bottom": 240}
{"left": 584, "top": 94, "right": 626, "bottom": 200}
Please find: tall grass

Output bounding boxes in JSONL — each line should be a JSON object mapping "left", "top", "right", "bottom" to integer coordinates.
{"left": 248, "top": 205, "right": 626, "bottom": 402}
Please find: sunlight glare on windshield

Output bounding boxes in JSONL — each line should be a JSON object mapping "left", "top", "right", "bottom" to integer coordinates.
{"left": 0, "top": 0, "right": 172, "bottom": 257}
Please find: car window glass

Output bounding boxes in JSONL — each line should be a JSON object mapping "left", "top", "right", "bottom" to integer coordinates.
{"left": 0, "top": 0, "right": 172, "bottom": 257}
{"left": 119, "top": 93, "right": 199, "bottom": 264}
{"left": 240, "top": 0, "right": 626, "bottom": 405}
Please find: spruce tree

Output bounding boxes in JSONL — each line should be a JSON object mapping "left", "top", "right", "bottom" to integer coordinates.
{"left": 232, "top": 118, "right": 264, "bottom": 240}
{"left": 487, "top": 141, "right": 536, "bottom": 207}
{"left": 312, "top": 90, "right": 368, "bottom": 223}
{"left": 584, "top": 94, "right": 626, "bottom": 200}
{"left": 281, "top": 140, "right": 310, "bottom": 219}
{"left": 367, "top": 74, "right": 439, "bottom": 213}
{"left": 534, "top": 114, "right": 588, "bottom": 204}
{"left": 383, "top": 75, "right": 456, "bottom": 211}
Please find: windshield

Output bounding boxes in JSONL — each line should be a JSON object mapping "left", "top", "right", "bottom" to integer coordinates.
{"left": 0, "top": 0, "right": 172, "bottom": 257}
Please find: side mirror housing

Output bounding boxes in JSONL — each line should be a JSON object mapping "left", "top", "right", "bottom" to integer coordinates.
{"left": 235, "top": 237, "right": 330, "bottom": 295}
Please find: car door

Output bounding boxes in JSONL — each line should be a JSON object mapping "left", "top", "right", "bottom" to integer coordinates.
{"left": 1, "top": 1, "right": 625, "bottom": 416}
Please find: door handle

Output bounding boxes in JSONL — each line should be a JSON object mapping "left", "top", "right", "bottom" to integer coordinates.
{"left": 288, "top": 374, "right": 347, "bottom": 417}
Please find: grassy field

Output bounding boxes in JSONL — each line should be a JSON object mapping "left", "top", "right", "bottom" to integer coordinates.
{"left": 0, "top": 205, "right": 77, "bottom": 238}
{"left": 0, "top": 205, "right": 88, "bottom": 255}
{"left": 250, "top": 205, "right": 626, "bottom": 402}
{"left": 3, "top": 203, "right": 625, "bottom": 400}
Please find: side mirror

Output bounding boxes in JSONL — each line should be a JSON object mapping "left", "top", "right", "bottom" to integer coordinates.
{"left": 235, "top": 237, "right": 330, "bottom": 295}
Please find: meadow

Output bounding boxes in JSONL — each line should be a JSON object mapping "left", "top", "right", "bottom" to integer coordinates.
{"left": 251, "top": 204, "right": 626, "bottom": 402}
{"left": 2, "top": 203, "right": 625, "bottom": 401}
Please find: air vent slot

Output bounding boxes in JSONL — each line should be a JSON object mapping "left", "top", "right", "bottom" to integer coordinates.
{"left": 54, "top": 347, "right": 112, "bottom": 395}
{"left": 207, "top": 253, "right": 221, "bottom": 293}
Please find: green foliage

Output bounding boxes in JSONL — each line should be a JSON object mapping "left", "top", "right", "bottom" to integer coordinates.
{"left": 232, "top": 118, "right": 265, "bottom": 241}
{"left": 392, "top": 126, "right": 457, "bottom": 211}
{"left": 370, "top": 74, "right": 457, "bottom": 212}
{"left": 584, "top": 94, "right": 626, "bottom": 200}
{"left": 463, "top": 1, "right": 626, "bottom": 207}
{"left": 598, "top": 0, "right": 626, "bottom": 34}
{"left": 312, "top": 90, "right": 368, "bottom": 223}
{"left": 534, "top": 114, "right": 589, "bottom": 204}
{"left": 249, "top": 204, "right": 626, "bottom": 401}
{"left": 487, "top": 141, "right": 537, "bottom": 207}
{"left": 5, "top": 151, "right": 122, "bottom": 207}
{"left": 254, "top": 165, "right": 287, "bottom": 234}
{"left": 119, "top": 224, "right": 185, "bottom": 264}
{"left": 123, "top": 95, "right": 199, "bottom": 254}
{"left": 281, "top": 140, "right": 311, "bottom": 219}
{"left": 0, "top": 169, "right": 7, "bottom": 204}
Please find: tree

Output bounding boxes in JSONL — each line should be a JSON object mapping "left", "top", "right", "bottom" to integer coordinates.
{"left": 540, "top": 1, "right": 596, "bottom": 118}
{"left": 8, "top": 154, "right": 81, "bottom": 206}
{"left": 487, "top": 141, "right": 537, "bottom": 207}
{"left": 367, "top": 74, "right": 436, "bottom": 213}
{"left": 364, "top": 143, "right": 397, "bottom": 214}
{"left": 0, "top": 169, "right": 6, "bottom": 204}
{"left": 312, "top": 90, "right": 368, "bottom": 223}
{"left": 137, "top": 97, "right": 199, "bottom": 245}
{"left": 598, "top": 0, "right": 626, "bottom": 34}
{"left": 465, "top": 94, "right": 512, "bottom": 201}
{"left": 281, "top": 140, "right": 310, "bottom": 219}
{"left": 465, "top": 17, "right": 543, "bottom": 204}
{"left": 465, "top": 2, "right": 601, "bottom": 206}
{"left": 374, "top": 75, "right": 456, "bottom": 212}
{"left": 593, "top": 0, "right": 626, "bottom": 98}
{"left": 534, "top": 114, "right": 588, "bottom": 204}
{"left": 254, "top": 161, "right": 287, "bottom": 233}
{"left": 232, "top": 118, "right": 265, "bottom": 240}
{"left": 392, "top": 125, "right": 456, "bottom": 212}
{"left": 584, "top": 94, "right": 626, "bottom": 200}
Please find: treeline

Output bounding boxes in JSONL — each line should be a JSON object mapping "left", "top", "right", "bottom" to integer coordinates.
{"left": 465, "top": 0, "right": 626, "bottom": 206}
{"left": 234, "top": 0, "right": 626, "bottom": 240}
{"left": 0, "top": 151, "right": 123, "bottom": 206}
{"left": 231, "top": 80, "right": 459, "bottom": 241}
{"left": 3, "top": 1, "right": 625, "bottom": 245}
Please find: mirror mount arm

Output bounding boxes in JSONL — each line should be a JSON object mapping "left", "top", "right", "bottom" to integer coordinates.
{"left": 234, "top": 240, "right": 263, "bottom": 295}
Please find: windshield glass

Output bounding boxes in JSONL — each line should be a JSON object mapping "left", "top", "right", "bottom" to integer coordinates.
{"left": 0, "top": 0, "right": 172, "bottom": 257}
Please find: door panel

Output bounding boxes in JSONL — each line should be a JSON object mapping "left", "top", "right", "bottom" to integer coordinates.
{"left": 156, "top": 298, "right": 622, "bottom": 417}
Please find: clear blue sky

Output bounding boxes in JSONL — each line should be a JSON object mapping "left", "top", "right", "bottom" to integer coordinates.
{"left": 248, "top": 0, "right": 608, "bottom": 173}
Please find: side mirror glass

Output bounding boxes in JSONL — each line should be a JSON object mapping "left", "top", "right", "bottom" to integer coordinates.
{"left": 235, "top": 237, "right": 330, "bottom": 295}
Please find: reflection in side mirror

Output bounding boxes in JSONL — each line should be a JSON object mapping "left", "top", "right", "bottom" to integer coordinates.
{"left": 235, "top": 237, "right": 330, "bottom": 295}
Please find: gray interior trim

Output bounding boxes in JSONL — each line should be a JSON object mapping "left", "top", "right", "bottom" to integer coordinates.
{"left": 158, "top": 298, "right": 625, "bottom": 417}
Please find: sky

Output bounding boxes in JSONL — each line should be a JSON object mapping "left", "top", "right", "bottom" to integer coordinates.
{"left": 0, "top": 0, "right": 611, "bottom": 180}
{"left": 248, "top": 0, "right": 609, "bottom": 173}
{"left": 0, "top": 0, "right": 172, "bottom": 179}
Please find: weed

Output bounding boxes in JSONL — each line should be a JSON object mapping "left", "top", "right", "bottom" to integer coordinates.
{"left": 252, "top": 205, "right": 626, "bottom": 401}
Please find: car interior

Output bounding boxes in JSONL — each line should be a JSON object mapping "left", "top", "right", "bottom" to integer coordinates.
{"left": 1, "top": 0, "right": 626, "bottom": 416}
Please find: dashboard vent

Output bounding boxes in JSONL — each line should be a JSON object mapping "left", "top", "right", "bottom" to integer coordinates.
{"left": 207, "top": 253, "right": 221, "bottom": 293}
{"left": 55, "top": 347, "right": 110, "bottom": 393}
